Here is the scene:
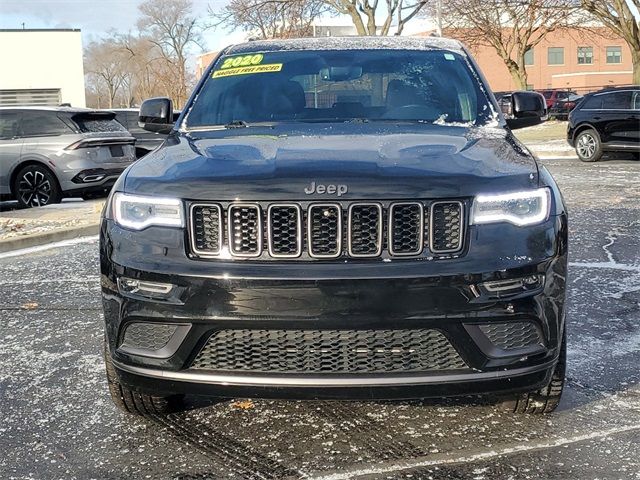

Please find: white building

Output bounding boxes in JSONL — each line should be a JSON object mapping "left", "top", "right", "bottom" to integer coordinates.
{"left": 0, "top": 29, "right": 86, "bottom": 107}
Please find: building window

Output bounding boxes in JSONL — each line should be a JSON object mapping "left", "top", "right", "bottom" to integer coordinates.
{"left": 524, "top": 48, "right": 534, "bottom": 66}
{"left": 606, "top": 46, "right": 622, "bottom": 64}
{"left": 548, "top": 47, "right": 564, "bottom": 65}
{"left": 577, "top": 47, "right": 593, "bottom": 64}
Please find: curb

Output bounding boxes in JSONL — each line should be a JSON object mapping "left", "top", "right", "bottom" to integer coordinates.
{"left": 0, "top": 223, "right": 100, "bottom": 253}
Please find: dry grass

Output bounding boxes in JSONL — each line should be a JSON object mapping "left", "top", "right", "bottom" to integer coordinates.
{"left": 513, "top": 120, "right": 568, "bottom": 144}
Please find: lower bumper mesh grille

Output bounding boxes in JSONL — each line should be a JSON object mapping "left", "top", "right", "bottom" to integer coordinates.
{"left": 190, "top": 329, "right": 468, "bottom": 374}
{"left": 120, "top": 323, "right": 178, "bottom": 351}
{"left": 479, "top": 322, "right": 543, "bottom": 350}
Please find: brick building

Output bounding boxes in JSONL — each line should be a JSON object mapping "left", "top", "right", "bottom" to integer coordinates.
{"left": 196, "top": 51, "right": 220, "bottom": 79}
{"left": 444, "top": 27, "right": 634, "bottom": 93}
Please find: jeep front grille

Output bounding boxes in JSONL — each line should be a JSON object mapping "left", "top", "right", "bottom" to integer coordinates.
{"left": 308, "top": 204, "right": 341, "bottom": 258}
{"left": 228, "top": 204, "right": 261, "bottom": 257}
{"left": 190, "top": 328, "right": 468, "bottom": 374}
{"left": 431, "top": 201, "right": 463, "bottom": 253}
{"left": 190, "top": 204, "right": 222, "bottom": 255}
{"left": 389, "top": 202, "right": 424, "bottom": 256}
{"left": 348, "top": 203, "right": 382, "bottom": 257}
{"left": 189, "top": 200, "right": 465, "bottom": 260}
{"left": 267, "top": 204, "right": 302, "bottom": 257}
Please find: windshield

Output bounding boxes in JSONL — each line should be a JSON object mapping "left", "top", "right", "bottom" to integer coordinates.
{"left": 186, "top": 49, "right": 495, "bottom": 128}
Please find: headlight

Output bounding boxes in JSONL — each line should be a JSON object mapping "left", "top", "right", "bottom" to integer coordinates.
{"left": 113, "top": 193, "right": 184, "bottom": 230}
{"left": 471, "top": 188, "right": 550, "bottom": 226}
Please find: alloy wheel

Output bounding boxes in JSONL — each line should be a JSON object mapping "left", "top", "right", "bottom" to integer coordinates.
{"left": 577, "top": 133, "right": 596, "bottom": 159}
{"left": 18, "top": 170, "right": 52, "bottom": 207}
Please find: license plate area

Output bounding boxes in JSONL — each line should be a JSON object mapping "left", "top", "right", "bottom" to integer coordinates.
{"left": 110, "top": 145, "right": 124, "bottom": 157}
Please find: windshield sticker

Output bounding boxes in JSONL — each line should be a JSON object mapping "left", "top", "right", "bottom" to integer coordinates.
{"left": 212, "top": 54, "right": 282, "bottom": 78}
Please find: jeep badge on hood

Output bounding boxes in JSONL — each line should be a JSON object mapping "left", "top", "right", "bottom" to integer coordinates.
{"left": 304, "top": 182, "right": 348, "bottom": 196}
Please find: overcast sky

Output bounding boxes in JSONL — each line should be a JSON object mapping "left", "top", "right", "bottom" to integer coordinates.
{"left": 0, "top": 0, "right": 246, "bottom": 54}
{"left": 2, "top": 0, "right": 637, "bottom": 58}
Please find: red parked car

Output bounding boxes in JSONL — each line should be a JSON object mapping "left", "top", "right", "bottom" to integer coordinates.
{"left": 549, "top": 94, "right": 583, "bottom": 120}
{"left": 537, "top": 89, "right": 577, "bottom": 109}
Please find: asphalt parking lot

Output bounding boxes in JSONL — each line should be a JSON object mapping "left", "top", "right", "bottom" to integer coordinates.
{"left": 1, "top": 155, "right": 639, "bottom": 480}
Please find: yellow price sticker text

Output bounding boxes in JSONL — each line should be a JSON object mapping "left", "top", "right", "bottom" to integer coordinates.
{"left": 212, "top": 63, "right": 283, "bottom": 78}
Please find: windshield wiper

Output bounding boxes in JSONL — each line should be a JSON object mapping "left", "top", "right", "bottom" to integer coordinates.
{"left": 297, "top": 118, "right": 370, "bottom": 124}
{"left": 224, "top": 120, "right": 249, "bottom": 129}
{"left": 345, "top": 118, "right": 370, "bottom": 124}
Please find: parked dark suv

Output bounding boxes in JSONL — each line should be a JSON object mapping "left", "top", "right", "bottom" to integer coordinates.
{"left": 110, "top": 108, "right": 180, "bottom": 158}
{"left": 567, "top": 86, "right": 640, "bottom": 162}
{"left": 101, "top": 37, "right": 567, "bottom": 416}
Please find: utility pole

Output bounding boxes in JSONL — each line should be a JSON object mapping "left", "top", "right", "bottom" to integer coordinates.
{"left": 436, "top": 0, "right": 442, "bottom": 37}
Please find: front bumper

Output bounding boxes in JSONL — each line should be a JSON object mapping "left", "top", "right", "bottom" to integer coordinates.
{"left": 113, "top": 360, "right": 556, "bottom": 400}
{"left": 101, "top": 215, "right": 568, "bottom": 400}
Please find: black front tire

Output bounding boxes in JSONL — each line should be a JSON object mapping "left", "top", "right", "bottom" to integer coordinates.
{"left": 104, "top": 341, "right": 184, "bottom": 416}
{"left": 575, "top": 129, "right": 603, "bottom": 162}
{"left": 13, "top": 164, "right": 62, "bottom": 208}
{"left": 500, "top": 332, "right": 566, "bottom": 414}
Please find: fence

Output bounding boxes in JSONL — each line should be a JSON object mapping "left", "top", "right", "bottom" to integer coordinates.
{"left": 565, "top": 83, "right": 635, "bottom": 96}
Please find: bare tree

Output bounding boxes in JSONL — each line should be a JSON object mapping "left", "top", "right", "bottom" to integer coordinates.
{"left": 211, "top": 0, "right": 327, "bottom": 39}
{"left": 582, "top": 0, "right": 640, "bottom": 84}
{"left": 323, "top": 0, "right": 428, "bottom": 35}
{"left": 442, "top": 0, "right": 582, "bottom": 89}
{"left": 137, "top": 0, "right": 205, "bottom": 108}
{"left": 210, "top": 0, "right": 429, "bottom": 37}
{"left": 84, "top": 37, "right": 130, "bottom": 108}
{"left": 119, "top": 34, "right": 172, "bottom": 104}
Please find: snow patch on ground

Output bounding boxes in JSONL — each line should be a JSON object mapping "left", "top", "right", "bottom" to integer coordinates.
{"left": 311, "top": 423, "right": 640, "bottom": 480}
{"left": 525, "top": 140, "right": 574, "bottom": 152}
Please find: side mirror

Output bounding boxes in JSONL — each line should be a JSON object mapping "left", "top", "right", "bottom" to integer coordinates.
{"left": 139, "top": 97, "right": 174, "bottom": 134}
{"left": 505, "top": 91, "right": 547, "bottom": 130}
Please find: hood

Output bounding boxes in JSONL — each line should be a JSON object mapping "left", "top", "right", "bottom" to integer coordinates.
{"left": 124, "top": 123, "right": 539, "bottom": 200}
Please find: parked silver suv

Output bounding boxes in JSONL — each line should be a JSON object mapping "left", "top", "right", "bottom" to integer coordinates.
{"left": 0, "top": 107, "right": 135, "bottom": 208}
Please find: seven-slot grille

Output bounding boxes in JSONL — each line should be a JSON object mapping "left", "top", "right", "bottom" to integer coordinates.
{"left": 189, "top": 200, "right": 465, "bottom": 260}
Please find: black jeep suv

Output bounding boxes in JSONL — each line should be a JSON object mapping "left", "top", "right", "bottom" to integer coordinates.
{"left": 100, "top": 37, "right": 567, "bottom": 416}
{"left": 567, "top": 86, "right": 640, "bottom": 162}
